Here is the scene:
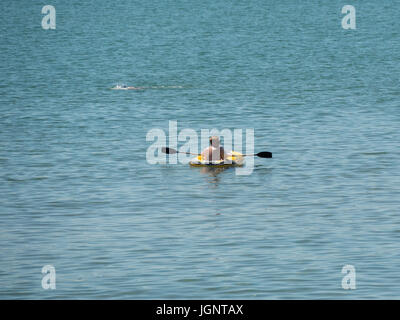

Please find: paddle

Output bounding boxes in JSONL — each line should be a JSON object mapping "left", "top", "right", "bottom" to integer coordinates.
{"left": 161, "top": 147, "right": 272, "bottom": 158}
{"left": 161, "top": 147, "right": 198, "bottom": 156}
{"left": 244, "top": 151, "right": 272, "bottom": 158}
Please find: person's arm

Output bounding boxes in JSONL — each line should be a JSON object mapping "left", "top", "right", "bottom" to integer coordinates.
{"left": 201, "top": 147, "right": 210, "bottom": 160}
{"left": 220, "top": 147, "right": 230, "bottom": 160}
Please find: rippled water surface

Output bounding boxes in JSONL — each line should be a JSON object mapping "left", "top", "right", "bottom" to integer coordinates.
{"left": 1, "top": 0, "right": 399, "bottom": 299}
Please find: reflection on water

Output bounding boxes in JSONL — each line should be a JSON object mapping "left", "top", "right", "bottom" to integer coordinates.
{"left": 199, "top": 167, "right": 229, "bottom": 186}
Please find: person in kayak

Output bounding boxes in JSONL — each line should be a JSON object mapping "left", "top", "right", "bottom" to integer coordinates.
{"left": 201, "top": 136, "right": 230, "bottom": 162}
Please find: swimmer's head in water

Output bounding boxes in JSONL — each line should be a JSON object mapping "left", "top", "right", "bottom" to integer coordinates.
{"left": 209, "top": 136, "right": 220, "bottom": 147}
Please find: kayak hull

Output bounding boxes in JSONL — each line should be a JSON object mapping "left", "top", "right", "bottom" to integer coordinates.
{"left": 189, "top": 151, "right": 244, "bottom": 167}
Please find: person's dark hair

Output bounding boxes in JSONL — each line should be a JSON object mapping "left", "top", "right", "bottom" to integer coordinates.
{"left": 209, "top": 136, "right": 220, "bottom": 147}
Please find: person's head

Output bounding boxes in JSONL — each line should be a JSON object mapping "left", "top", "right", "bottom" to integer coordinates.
{"left": 209, "top": 136, "right": 220, "bottom": 147}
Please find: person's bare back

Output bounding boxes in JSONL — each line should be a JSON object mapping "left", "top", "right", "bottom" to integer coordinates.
{"left": 201, "top": 136, "right": 229, "bottom": 161}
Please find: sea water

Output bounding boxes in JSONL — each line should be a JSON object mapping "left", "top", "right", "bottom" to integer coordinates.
{"left": 0, "top": 0, "right": 399, "bottom": 299}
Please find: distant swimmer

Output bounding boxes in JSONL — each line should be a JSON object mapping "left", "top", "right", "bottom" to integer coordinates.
{"left": 112, "top": 84, "right": 184, "bottom": 90}
{"left": 126, "top": 86, "right": 143, "bottom": 90}
{"left": 112, "top": 84, "right": 144, "bottom": 90}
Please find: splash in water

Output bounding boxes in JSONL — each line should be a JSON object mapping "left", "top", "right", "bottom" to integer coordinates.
{"left": 111, "top": 84, "right": 183, "bottom": 90}
{"left": 111, "top": 84, "right": 143, "bottom": 90}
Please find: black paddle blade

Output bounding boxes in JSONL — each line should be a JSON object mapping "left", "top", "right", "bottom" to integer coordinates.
{"left": 257, "top": 152, "right": 272, "bottom": 158}
{"left": 161, "top": 147, "right": 177, "bottom": 154}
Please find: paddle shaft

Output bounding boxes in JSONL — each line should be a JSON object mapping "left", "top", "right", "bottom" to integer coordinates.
{"left": 162, "top": 147, "right": 272, "bottom": 158}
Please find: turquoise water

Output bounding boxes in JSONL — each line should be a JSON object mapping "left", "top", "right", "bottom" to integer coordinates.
{"left": 1, "top": 0, "right": 399, "bottom": 299}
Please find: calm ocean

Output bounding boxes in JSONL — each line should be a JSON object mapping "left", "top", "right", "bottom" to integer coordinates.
{"left": 0, "top": 0, "right": 399, "bottom": 299}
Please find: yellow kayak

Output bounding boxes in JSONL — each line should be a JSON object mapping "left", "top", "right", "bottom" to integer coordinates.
{"left": 189, "top": 151, "right": 244, "bottom": 167}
